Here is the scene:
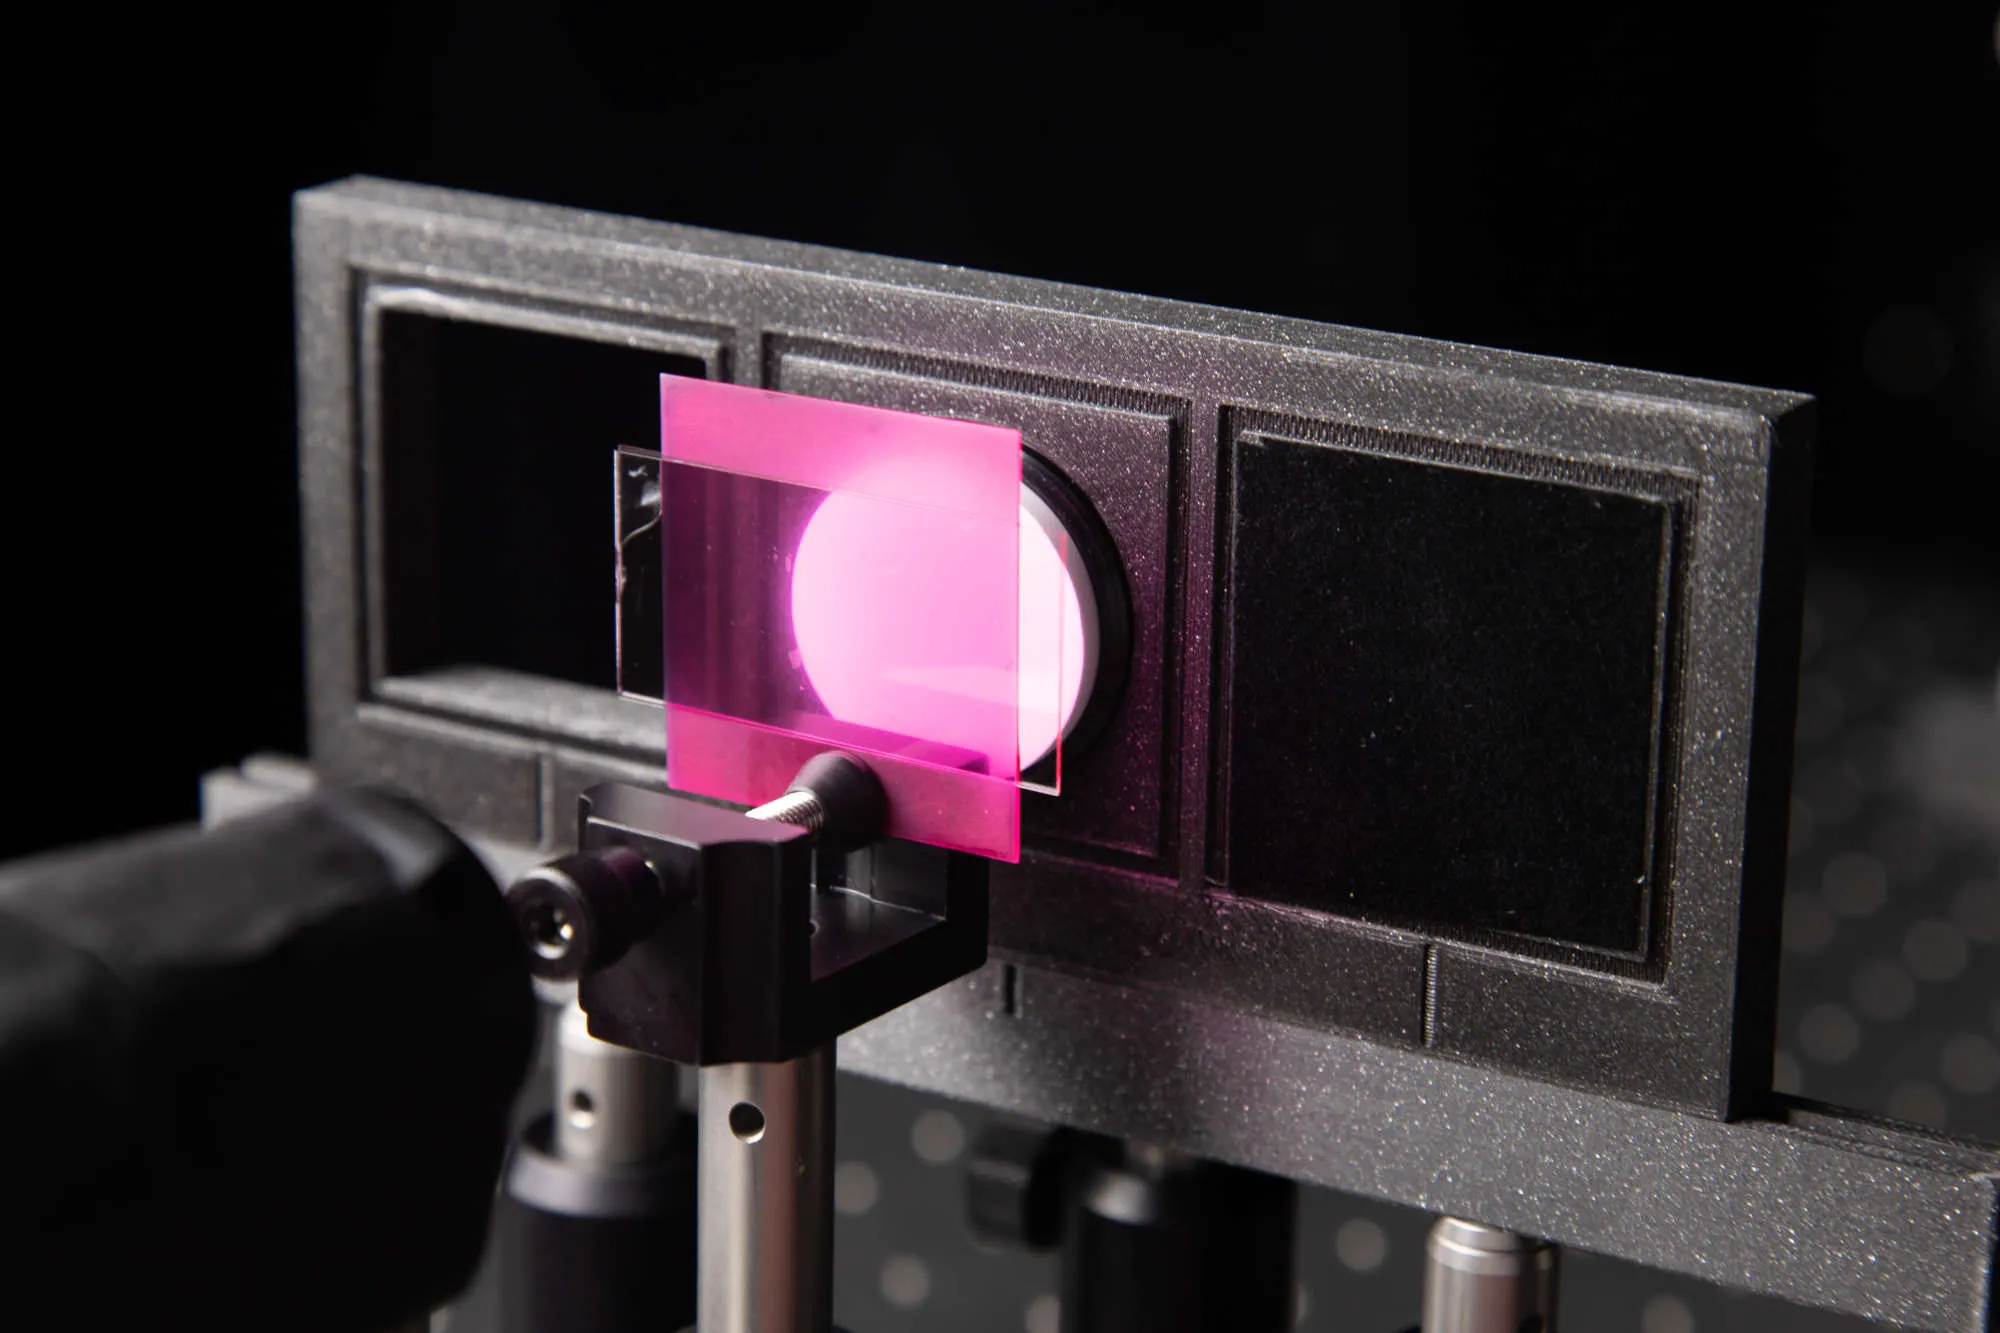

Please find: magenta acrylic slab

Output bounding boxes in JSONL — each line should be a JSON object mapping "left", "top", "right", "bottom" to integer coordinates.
{"left": 660, "top": 377, "right": 1026, "bottom": 862}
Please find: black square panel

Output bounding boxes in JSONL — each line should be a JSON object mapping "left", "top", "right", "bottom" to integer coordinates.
{"left": 1221, "top": 434, "right": 1675, "bottom": 957}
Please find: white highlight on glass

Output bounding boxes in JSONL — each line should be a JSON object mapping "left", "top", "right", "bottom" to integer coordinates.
{"left": 1018, "top": 487, "right": 1094, "bottom": 769}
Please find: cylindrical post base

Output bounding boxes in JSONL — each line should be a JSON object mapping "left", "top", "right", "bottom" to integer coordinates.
{"left": 497, "top": 1114, "right": 698, "bottom": 1333}
{"left": 1060, "top": 1144, "right": 1295, "bottom": 1333}
{"left": 497, "top": 1003, "right": 697, "bottom": 1333}
{"left": 698, "top": 1048, "right": 836, "bottom": 1333}
{"left": 1421, "top": 1218, "right": 1559, "bottom": 1333}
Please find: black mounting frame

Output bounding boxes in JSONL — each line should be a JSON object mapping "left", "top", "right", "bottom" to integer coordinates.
{"left": 295, "top": 175, "right": 1806, "bottom": 1119}
{"left": 575, "top": 783, "right": 987, "bottom": 1065}
{"left": 289, "top": 179, "right": 1998, "bottom": 1327}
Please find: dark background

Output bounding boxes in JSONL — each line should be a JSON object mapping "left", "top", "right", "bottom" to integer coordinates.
{"left": 10, "top": 1, "right": 1994, "bottom": 858}
{"left": 7, "top": 6, "right": 1995, "bottom": 1329}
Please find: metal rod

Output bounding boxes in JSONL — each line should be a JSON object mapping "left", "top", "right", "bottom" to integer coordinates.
{"left": 554, "top": 1000, "right": 681, "bottom": 1168}
{"left": 1421, "top": 1217, "right": 1559, "bottom": 1333}
{"left": 693, "top": 758, "right": 853, "bottom": 1331}
{"left": 698, "top": 1047, "right": 836, "bottom": 1333}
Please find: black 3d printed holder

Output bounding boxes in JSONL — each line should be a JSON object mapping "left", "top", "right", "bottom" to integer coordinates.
{"left": 291, "top": 179, "right": 1996, "bottom": 1329}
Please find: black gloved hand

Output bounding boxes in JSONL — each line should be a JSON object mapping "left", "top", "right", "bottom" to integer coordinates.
{"left": 0, "top": 789, "right": 536, "bottom": 1331}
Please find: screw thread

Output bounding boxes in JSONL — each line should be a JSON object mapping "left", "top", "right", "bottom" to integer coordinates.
{"left": 746, "top": 789, "right": 827, "bottom": 832}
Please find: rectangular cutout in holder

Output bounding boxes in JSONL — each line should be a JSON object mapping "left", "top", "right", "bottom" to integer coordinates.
{"left": 375, "top": 309, "right": 706, "bottom": 689}
{"left": 654, "top": 378, "right": 1041, "bottom": 862}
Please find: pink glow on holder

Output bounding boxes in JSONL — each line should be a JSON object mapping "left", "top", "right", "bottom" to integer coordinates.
{"left": 659, "top": 377, "right": 1026, "bottom": 863}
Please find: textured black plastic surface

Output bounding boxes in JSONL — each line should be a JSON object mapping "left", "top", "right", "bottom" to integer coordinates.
{"left": 296, "top": 178, "right": 1807, "bottom": 1120}
{"left": 1224, "top": 437, "right": 1672, "bottom": 957}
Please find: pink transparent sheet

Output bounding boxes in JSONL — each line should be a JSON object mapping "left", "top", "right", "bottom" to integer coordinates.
{"left": 660, "top": 378, "right": 1028, "bottom": 862}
